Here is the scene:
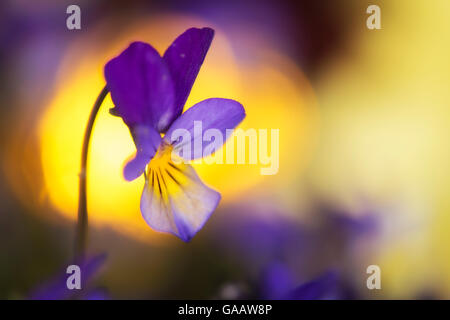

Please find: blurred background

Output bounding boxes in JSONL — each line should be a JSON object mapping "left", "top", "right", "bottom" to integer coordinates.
{"left": 1, "top": 0, "right": 450, "bottom": 299}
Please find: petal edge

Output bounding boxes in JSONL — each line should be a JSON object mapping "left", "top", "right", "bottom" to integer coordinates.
{"left": 163, "top": 27, "right": 215, "bottom": 126}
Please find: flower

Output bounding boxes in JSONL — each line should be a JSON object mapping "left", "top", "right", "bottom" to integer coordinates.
{"left": 287, "top": 271, "right": 339, "bottom": 300}
{"left": 262, "top": 263, "right": 340, "bottom": 300}
{"left": 212, "top": 204, "right": 379, "bottom": 299}
{"left": 104, "top": 28, "right": 245, "bottom": 241}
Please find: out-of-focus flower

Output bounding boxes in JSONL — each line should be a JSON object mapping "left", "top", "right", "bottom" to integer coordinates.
{"left": 104, "top": 28, "right": 245, "bottom": 242}
{"left": 262, "top": 262, "right": 296, "bottom": 299}
{"left": 213, "top": 205, "right": 378, "bottom": 299}
{"left": 263, "top": 263, "right": 340, "bottom": 300}
{"left": 30, "top": 254, "right": 107, "bottom": 300}
{"left": 287, "top": 271, "right": 339, "bottom": 300}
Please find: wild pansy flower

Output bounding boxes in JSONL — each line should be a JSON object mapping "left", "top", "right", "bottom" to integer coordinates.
{"left": 104, "top": 28, "right": 245, "bottom": 241}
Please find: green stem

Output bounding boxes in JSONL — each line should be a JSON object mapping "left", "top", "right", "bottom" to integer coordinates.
{"left": 75, "top": 86, "right": 109, "bottom": 260}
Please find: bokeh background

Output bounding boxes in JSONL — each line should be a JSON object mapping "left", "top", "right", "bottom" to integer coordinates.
{"left": 1, "top": 0, "right": 450, "bottom": 299}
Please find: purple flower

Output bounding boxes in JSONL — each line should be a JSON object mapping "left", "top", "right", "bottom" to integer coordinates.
{"left": 263, "top": 264, "right": 340, "bottom": 300}
{"left": 213, "top": 205, "right": 378, "bottom": 299}
{"left": 286, "top": 271, "right": 340, "bottom": 300}
{"left": 104, "top": 28, "right": 245, "bottom": 241}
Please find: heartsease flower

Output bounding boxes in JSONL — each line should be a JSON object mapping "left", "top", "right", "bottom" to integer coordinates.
{"left": 104, "top": 28, "right": 245, "bottom": 241}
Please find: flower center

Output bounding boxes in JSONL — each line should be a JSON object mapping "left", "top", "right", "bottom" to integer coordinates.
{"left": 147, "top": 142, "right": 175, "bottom": 172}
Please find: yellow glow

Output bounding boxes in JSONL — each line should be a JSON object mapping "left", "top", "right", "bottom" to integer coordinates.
{"left": 38, "top": 15, "right": 317, "bottom": 243}
{"left": 308, "top": 0, "right": 450, "bottom": 297}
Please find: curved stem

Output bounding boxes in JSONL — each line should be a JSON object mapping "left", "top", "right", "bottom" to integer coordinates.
{"left": 75, "top": 86, "right": 109, "bottom": 260}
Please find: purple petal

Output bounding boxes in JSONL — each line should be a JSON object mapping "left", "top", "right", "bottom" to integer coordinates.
{"left": 140, "top": 159, "right": 221, "bottom": 242}
{"left": 163, "top": 27, "right": 214, "bottom": 124}
{"left": 263, "top": 262, "right": 296, "bottom": 300}
{"left": 164, "top": 98, "right": 245, "bottom": 160}
{"left": 286, "top": 271, "right": 339, "bottom": 300}
{"left": 123, "top": 125, "right": 162, "bottom": 181}
{"left": 104, "top": 41, "right": 176, "bottom": 132}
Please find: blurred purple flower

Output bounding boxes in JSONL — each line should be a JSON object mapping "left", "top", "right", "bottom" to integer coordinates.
{"left": 30, "top": 254, "right": 107, "bottom": 300}
{"left": 214, "top": 205, "right": 379, "bottom": 299}
{"left": 286, "top": 271, "right": 339, "bottom": 300}
{"left": 263, "top": 263, "right": 340, "bottom": 300}
{"left": 262, "top": 262, "right": 296, "bottom": 299}
{"left": 104, "top": 28, "right": 245, "bottom": 242}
